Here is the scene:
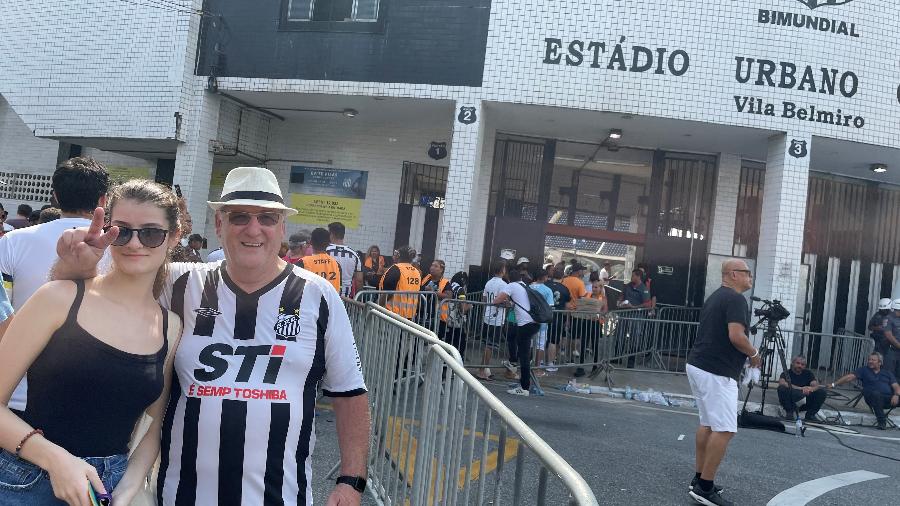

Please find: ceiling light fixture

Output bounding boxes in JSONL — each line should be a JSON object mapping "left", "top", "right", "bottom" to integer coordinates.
{"left": 871, "top": 163, "right": 888, "bottom": 173}
{"left": 608, "top": 129, "right": 623, "bottom": 140}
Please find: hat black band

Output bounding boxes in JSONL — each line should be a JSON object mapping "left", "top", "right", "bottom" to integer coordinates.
{"left": 220, "top": 191, "right": 284, "bottom": 204}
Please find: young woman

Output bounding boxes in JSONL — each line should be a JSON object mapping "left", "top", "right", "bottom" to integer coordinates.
{"left": 363, "top": 245, "right": 385, "bottom": 287}
{"left": 0, "top": 179, "right": 183, "bottom": 506}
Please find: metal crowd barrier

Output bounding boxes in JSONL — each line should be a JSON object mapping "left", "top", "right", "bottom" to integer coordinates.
{"left": 353, "top": 291, "right": 874, "bottom": 387}
{"left": 337, "top": 298, "right": 598, "bottom": 505}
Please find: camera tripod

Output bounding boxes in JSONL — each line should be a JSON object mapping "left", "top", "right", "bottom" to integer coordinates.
{"left": 739, "top": 307, "right": 806, "bottom": 437}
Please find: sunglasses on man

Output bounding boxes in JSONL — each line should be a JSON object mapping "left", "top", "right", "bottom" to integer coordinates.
{"left": 222, "top": 210, "right": 283, "bottom": 227}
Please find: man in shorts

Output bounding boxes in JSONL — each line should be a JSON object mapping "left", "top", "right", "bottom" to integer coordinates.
{"left": 686, "top": 259, "right": 760, "bottom": 506}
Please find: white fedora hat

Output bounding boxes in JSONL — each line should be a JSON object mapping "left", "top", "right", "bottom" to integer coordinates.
{"left": 207, "top": 167, "right": 297, "bottom": 216}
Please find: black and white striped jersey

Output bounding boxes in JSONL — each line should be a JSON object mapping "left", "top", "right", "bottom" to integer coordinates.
{"left": 157, "top": 261, "right": 366, "bottom": 506}
{"left": 325, "top": 244, "right": 362, "bottom": 297}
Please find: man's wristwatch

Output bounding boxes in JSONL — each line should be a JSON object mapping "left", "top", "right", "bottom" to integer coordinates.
{"left": 336, "top": 475, "right": 367, "bottom": 494}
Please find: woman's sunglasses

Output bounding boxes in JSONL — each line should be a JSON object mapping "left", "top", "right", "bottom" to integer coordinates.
{"left": 222, "top": 211, "right": 283, "bottom": 227}
{"left": 104, "top": 226, "right": 169, "bottom": 248}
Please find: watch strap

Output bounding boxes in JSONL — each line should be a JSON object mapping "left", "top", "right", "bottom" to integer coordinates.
{"left": 336, "top": 475, "right": 366, "bottom": 493}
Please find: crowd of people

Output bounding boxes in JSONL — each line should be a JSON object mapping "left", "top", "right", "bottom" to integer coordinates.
{"left": 0, "top": 160, "right": 369, "bottom": 506}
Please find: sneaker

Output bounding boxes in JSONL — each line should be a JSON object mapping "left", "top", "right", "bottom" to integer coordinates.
{"left": 546, "top": 362, "right": 559, "bottom": 373}
{"left": 501, "top": 360, "right": 518, "bottom": 373}
{"left": 783, "top": 410, "right": 795, "bottom": 421}
{"left": 572, "top": 350, "right": 581, "bottom": 358}
{"left": 689, "top": 477, "right": 724, "bottom": 493}
{"left": 877, "top": 420, "right": 887, "bottom": 430}
{"left": 689, "top": 486, "right": 733, "bottom": 506}
{"left": 507, "top": 386, "right": 530, "bottom": 396}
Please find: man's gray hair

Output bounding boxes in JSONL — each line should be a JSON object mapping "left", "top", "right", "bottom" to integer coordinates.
{"left": 870, "top": 351, "right": 884, "bottom": 364}
{"left": 792, "top": 355, "right": 807, "bottom": 364}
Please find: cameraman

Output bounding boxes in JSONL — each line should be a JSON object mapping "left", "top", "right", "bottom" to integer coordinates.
{"left": 686, "top": 259, "right": 760, "bottom": 506}
{"left": 777, "top": 355, "right": 826, "bottom": 421}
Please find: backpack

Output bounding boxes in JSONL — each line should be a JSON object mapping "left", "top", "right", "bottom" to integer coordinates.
{"left": 512, "top": 282, "right": 554, "bottom": 324}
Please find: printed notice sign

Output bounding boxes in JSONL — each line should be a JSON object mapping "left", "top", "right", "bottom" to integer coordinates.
{"left": 288, "top": 166, "right": 368, "bottom": 228}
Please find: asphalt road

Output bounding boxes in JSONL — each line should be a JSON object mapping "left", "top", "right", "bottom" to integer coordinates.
{"left": 312, "top": 383, "right": 900, "bottom": 505}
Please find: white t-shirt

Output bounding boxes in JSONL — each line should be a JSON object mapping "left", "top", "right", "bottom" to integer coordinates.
{"left": 0, "top": 217, "right": 92, "bottom": 411}
{"left": 502, "top": 281, "right": 535, "bottom": 326}
{"left": 157, "top": 261, "right": 366, "bottom": 506}
{"left": 2, "top": 223, "right": 13, "bottom": 232}
{"left": 483, "top": 276, "right": 507, "bottom": 326}
{"left": 0, "top": 217, "right": 92, "bottom": 310}
{"left": 206, "top": 248, "right": 225, "bottom": 262}
{"left": 599, "top": 268, "right": 610, "bottom": 281}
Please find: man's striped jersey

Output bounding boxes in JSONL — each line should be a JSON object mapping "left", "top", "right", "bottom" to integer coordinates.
{"left": 157, "top": 261, "right": 366, "bottom": 505}
{"left": 325, "top": 244, "right": 362, "bottom": 297}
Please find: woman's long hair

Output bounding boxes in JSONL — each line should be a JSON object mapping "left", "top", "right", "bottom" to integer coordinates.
{"left": 106, "top": 179, "right": 181, "bottom": 298}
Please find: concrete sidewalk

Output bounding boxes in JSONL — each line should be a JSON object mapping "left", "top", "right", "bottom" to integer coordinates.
{"left": 523, "top": 365, "right": 900, "bottom": 428}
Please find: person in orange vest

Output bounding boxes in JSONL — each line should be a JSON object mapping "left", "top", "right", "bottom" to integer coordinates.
{"left": 298, "top": 228, "right": 342, "bottom": 292}
{"left": 421, "top": 259, "right": 453, "bottom": 333}
{"left": 379, "top": 246, "right": 421, "bottom": 318}
{"left": 363, "top": 245, "right": 386, "bottom": 287}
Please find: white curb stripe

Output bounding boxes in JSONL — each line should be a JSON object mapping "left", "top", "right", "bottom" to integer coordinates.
{"left": 767, "top": 470, "right": 888, "bottom": 506}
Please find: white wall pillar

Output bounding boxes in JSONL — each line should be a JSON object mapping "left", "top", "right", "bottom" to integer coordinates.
{"left": 174, "top": 78, "right": 220, "bottom": 241}
{"left": 708, "top": 153, "right": 741, "bottom": 257}
{"left": 755, "top": 133, "right": 811, "bottom": 361}
{"left": 437, "top": 99, "right": 484, "bottom": 274}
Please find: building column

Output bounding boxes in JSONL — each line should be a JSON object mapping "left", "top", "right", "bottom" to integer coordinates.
{"left": 704, "top": 154, "right": 742, "bottom": 299}
{"left": 437, "top": 98, "right": 484, "bottom": 275}
{"left": 708, "top": 154, "right": 741, "bottom": 256}
{"left": 174, "top": 77, "right": 220, "bottom": 241}
{"left": 755, "top": 133, "right": 811, "bottom": 355}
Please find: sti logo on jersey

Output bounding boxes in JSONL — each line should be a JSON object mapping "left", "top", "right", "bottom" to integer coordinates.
{"left": 796, "top": 0, "right": 855, "bottom": 8}
{"left": 194, "top": 344, "right": 286, "bottom": 384}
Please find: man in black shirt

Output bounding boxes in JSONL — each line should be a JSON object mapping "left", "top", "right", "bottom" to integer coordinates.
{"left": 544, "top": 266, "right": 572, "bottom": 373}
{"left": 777, "top": 355, "right": 826, "bottom": 421}
{"left": 686, "top": 259, "right": 760, "bottom": 506}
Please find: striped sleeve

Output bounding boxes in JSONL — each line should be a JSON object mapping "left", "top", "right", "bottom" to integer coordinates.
{"left": 317, "top": 280, "right": 366, "bottom": 397}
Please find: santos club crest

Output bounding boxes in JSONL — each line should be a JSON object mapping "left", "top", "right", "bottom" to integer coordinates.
{"left": 796, "top": 0, "right": 855, "bottom": 8}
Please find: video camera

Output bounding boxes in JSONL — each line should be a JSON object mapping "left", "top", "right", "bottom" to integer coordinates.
{"left": 750, "top": 296, "right": 791, "bottom": 322}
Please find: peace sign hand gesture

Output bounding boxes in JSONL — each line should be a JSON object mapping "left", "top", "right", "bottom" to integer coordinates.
{"left": 54, "top": 207, "right": 119, "bottom": 279}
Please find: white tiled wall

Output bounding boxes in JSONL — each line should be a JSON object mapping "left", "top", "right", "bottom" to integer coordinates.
{"left": 755, "top": 132, "right": 812, "bottom": 316}
{"left": 0, "top": 0, "right": 202, "bottom": 140}
{"left": 708, "top": 154, "right": 742, "bottom": 256}
{"left": 481, "top": 0, "right": 898, "bottom": 147}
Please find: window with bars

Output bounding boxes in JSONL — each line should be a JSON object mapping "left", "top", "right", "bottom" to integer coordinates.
{"left": 284, "top": 0, "right": 380, "bottom": 24}
{"left": 399, "top": 162, "right": 448, "bottom": 208}
{"left": 732, "top": 161, "right": 765, "bottom": 258}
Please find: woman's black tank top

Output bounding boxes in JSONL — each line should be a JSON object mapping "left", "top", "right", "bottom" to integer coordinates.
{"left": 23, "top": 279, "right": 168, "bottom": 457}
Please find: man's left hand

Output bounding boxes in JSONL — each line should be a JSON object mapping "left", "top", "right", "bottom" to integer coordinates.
{"left": 801, "top": 386, "right": 812, "bottom": 396}
{"left": 326, "top": 484, "right": 362, "bottom": 506}
{"left": 891, "top": 394, "right": 899, "bottom": 407}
